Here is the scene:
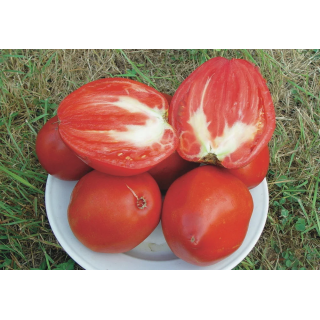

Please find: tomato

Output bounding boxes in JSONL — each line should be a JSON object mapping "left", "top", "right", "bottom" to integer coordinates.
{"left": 161, "top": 165, "right": 253, "bottom": 266}
{"left": 160, "top": 92, "right": 173, "bottom": 105}
{"left": 68, "top": 170, "right": 162, "bottom": 253}
{"left": 148, "top": 92, "right": 199, "bottom": 191}
{"left": 35, "top": 116, "right": 92, "bottom": 180}
{"left": 148, "top": 150, "right": 199, "bottom": 191}
{"left": 57, "top": 78, "right": 178, "bottom": 176}
{"left": 224, "top": 146, "right": 269, "bottom": 189}
{"left": 169, "top": 57, "right": 276, "bottom": 169}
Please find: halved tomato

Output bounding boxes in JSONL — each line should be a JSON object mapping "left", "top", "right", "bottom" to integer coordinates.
{"left": 148, "top": 93, "right": 199, "bottom": 191}
{"left": 57, "top": 78, "right": 178, "bottom": 176}
{"left": 160, "top": 92, "right": 173, "bottom": 105}
{"left": 169, "top": 57, "right": 276, "bottom": 169}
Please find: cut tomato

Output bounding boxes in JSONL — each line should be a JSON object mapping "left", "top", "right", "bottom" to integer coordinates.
{"left": 160, "top": 92, "right": 173, "bottom": 105}
{"left": 148, "top": 93, "right": 199, "bottom": 191}
{"left": 57, "top": 78, "right": 178, "bottom": 176}
{"left": 169, "top": 57, "right": 276, "bottom": 169}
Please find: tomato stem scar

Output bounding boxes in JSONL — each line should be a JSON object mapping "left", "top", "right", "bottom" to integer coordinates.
{"left": 163, "top": 110, "right": 169, "bottom": 122}
{"left": 200, "top": 153, "right": 221, "bottom": 166}
{"left": 126, "top": 184, "right": 147, "bottom": 210}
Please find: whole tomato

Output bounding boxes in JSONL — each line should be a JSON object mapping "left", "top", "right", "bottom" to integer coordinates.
{"left": 36, "top": 116, "right": 92, "bottom": 180}
{"left": 224, "top": 146, "right": 269, "bottom": 189}
{"left": 68, "top": 170, "right": 162, "bottom": 253}
{"left": 148, "top": 150, "right": 199, "bottom": 191}
{"left": 57, "top": 78, "right": 178, "bottom": 176}
{"left": 162, "top": 165, "right": 253, "bottom": 266}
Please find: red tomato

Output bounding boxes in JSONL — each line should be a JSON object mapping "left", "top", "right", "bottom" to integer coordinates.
{"left": 148, "top": 92, "right": 199, "bottom": 191}
{"left": 57, "top": 78, "right": 178, "bottom": 176}
{"left": 161, "top": 92, "right": 173, "bottom": 105}
{"left": 148, "top": 150, "right": 199, "bottom": 191}
{"left": 162, "top": 166, "right": 253, "bottom": 266}
{"left": 35, "top": 116, "right": 92, "bottom": 180}
{"left": 225, "top": 146, "right": 269, "bottom": 189}
{"left": 68, "top": 170, "right": 162, "bottom": 253}
{"left": 169, "top": 57, "right": 276, "bottom": 169}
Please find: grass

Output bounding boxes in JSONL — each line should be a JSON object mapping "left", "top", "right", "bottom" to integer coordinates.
{"left": 0, "top": 49, "right": 319, "bottom": 270}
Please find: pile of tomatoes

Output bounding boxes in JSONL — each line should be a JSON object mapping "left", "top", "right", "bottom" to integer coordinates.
{"left": 36, "top": 57, "right": 275, "bottom": 266}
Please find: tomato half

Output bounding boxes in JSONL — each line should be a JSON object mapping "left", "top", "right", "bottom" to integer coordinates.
{"left": 148, "top": 150, "right": 199, "bottom": 191}
{"left": 35, "top": 116, "right": 92, "bottom": 180}
{"left": 57, "top": 78, "right": 178, "bottom": 176}
{"left": 160, "top": 92, "right": 173, "bottom": 105}
{"left": 224, "top": 146, "right": 270, "bottom": 189}
{"left": 161, "top": 165, "right": 254, "bottom": 266}
{"left": 169, "top": 57, "right": 276, "bottom": 169}
{"left": 68, "top": 170, "right": 162, "bottom": 253}
{"left": 148, "top": 93, "right": 199, "bottom": 191}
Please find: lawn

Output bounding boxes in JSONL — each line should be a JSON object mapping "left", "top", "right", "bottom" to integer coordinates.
{"left": 0, "top": 49, "right": 319, "bottom": 270}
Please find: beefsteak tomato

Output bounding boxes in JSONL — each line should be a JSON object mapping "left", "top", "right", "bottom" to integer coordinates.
{"left": 169, "top": 57, "right": 276, "bottom": 169}
{"left": 57, "top": 78, "right": 178, "bottom": 176}
{"left": 68, "top": 170, "right": 162, "bottom": 253}
{"left": 225, "top": 145, "right": 270, "bottom": 189}
{"left": 161, "top": 165, "right": 254, "bottom": 266}
{"left": 36, "top": 116, "right": 92, "bottom": 180}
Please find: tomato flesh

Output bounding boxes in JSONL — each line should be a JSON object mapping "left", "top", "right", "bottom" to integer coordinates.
{"left": 169, "top": 57, "right": 276, "bottom": 169}
{"left": 160, "top": 92, "right": 173, "bottom": 105}
{"left": 36, "top": 116, "right": 92, "bottom": 180}
{"left": 162, "top": 165, "right": 254, "bottom": 266}
{"left": 148, "top": 93, "right": 199, "bottom": 191}
{"left": 58, "top": 78, "right": 178, "bottom": 176}
{"left": 68, "top": 170, "right": 162, "bottom": 253}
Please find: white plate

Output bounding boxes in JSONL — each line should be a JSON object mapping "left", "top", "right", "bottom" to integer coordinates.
{"left": 45, "top": 175, "right": 269, "bottom": 270}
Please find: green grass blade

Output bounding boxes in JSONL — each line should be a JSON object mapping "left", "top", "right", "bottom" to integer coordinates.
{"left": 312, "top": 174, "right": 320, "bottom": 236}
{"left": 4, "top": 120, "right": 25, "bottom": 160}
{"left": 241, "top": 49, "right": 258, "bottom": 65}
{"left": 29, "top": 113, "right": 48, "bottom": 124}
{"left": 41, "top": 52, "right": 56, "bottom": 72}
{"left": 118, "top": 49, "right": 157, "bottom": 89}
{"left": 0, "top": 165, "right": 43, "bottom": 193}
{"left": 287, "top": 80, "right": 320, "bottom": 100}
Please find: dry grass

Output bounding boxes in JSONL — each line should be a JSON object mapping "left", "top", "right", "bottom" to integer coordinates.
{"left": 0, "top": 49, "right": 319, "bottom": 270}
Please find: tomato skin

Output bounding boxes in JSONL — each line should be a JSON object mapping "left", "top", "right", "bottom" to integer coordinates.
{"left": 35, "top": 116, "right": 92, "bottom": 180}
{"left": 148, "top": 151, "right": 199, "bottom": 191}
{"left": 80, "top": 159, "right": 153, "bottom": 177}
{"left": 224, "top": 146, "right": 269, "bottom": 189}
{"left": 68, "top": 170, "right": 162, "bottom": 253}
{"left": 162, "top": 166, "right": 253, "bottom": 266}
